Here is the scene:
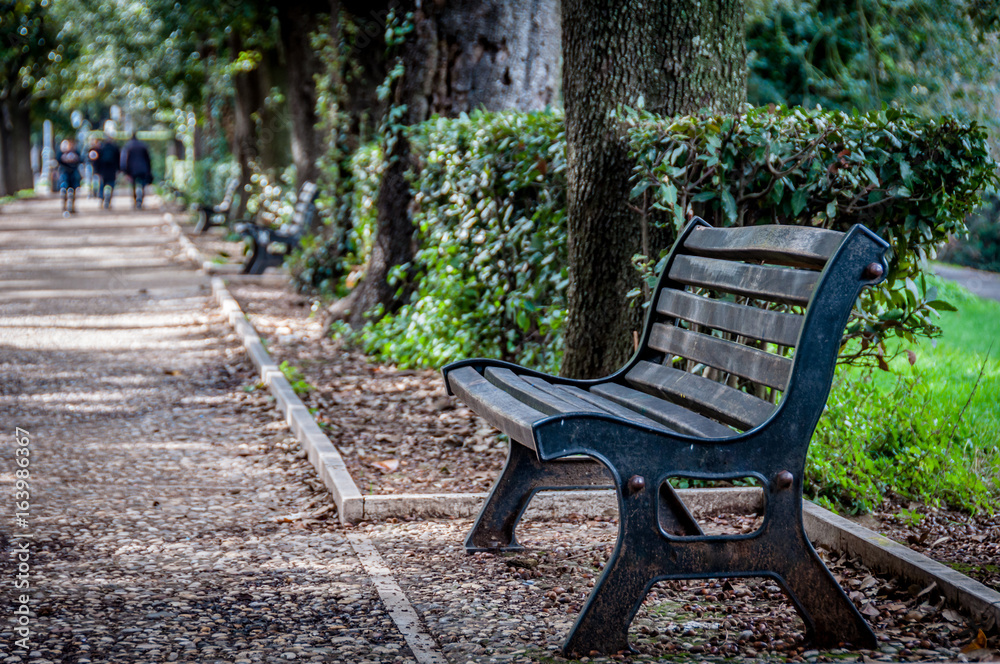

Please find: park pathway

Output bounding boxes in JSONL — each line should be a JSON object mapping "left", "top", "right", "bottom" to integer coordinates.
{"left": 0, "top": 195, "right": 416, "bottom": 663}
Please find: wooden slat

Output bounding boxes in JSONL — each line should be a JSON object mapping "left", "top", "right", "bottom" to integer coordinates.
{"left": 590, "top": 383, "right": 734, "bottom": 438}
{"left": 648, "top": 323, "right": 793, "bottom": 391}
{"left": 669, "top": 255, "right": 818, "bottom": 305}
{"left": 626, "top": 360, "right": 775, "bottom": 430}
{"left": 446, "top": 367, "right": 542, "bottom": 448}
{"left": 656, "top": 289, "right": 802, "bottom": 347}
{"left": 485, "top": 368, "right": 592, "bottom": 416}
{"left": 684, "top": 225, "right": 844, "bottom": 268}
{"left": 520, "top": 377, "right": 663, "bottom": 429}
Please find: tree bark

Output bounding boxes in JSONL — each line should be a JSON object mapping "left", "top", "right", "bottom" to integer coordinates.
{"left": 10, "top": 98, "right": 34, "bottom": 192}
{"left": 559, "top": 0, "right": 746, "bottom": 379}
{"left": 278, "top": 1, "right": 326, "bottom": 190}
{"left": 344, "top": 0, "right": 561, "bottom": 327}
{"left": 0, "top": 102, "right": 12, "bottom": 197}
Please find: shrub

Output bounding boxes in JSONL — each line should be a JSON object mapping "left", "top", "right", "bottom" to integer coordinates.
{"left": 938, "top": 193, "right": 1000, "bottom": 273}
{"left": 291, "top": 144, "right": 382, "bottom": 295}
{"left": 626, "top": 104, "right": 1000, "bottom": 365}
{"left": 357, "top": 111, "right": 568, "bottom": 372}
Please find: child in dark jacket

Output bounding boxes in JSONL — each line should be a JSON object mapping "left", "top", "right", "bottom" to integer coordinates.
{"left": 56, "top": 139, "right": 83, "bottom": 217}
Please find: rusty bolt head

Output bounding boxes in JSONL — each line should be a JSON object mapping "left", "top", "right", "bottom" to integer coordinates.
{"left": 863, "top": 262, "right": 884, "bottom": 280}
{"left": 776, "top": 470, "right": 794, "bottom": 490}
{"left": 628, "top": 475, "right": 646, "bottom": 493}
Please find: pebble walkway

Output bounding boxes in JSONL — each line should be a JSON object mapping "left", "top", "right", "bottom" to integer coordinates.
{"left": 0, "top": 196, "right": 418, "bottom": 664}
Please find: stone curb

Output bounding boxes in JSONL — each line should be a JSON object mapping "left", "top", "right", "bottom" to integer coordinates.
{"left": 804, "top": 502, "right": 1000, "bottom": 629}
{"left": 211, "top": 276, "right": 365, "bottom": 524}
{"left": 166, "top": 214, "right": 1000, "bottom": 630}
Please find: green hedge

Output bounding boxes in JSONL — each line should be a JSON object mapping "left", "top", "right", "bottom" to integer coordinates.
{"left": 357, "top": 112, "right": 568, "bottom": 372}
{"left": 626, "top": 105, "right": 999, "bottom": 363}
{"left": 340, "top": 106, "right": 997, "bottom": 373}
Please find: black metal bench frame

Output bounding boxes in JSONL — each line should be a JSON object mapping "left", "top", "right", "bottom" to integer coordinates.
{"left": 235, "top": 181, "right": 318, "bottom": 275}
{"left": 442, "top": 218, "right": 889, "bottom": 655}
{"left": 194, "top": 177, "right": 240, "bottom": 233}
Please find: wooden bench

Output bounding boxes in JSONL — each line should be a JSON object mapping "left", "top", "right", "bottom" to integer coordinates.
{"left": 235, "top": 181, "right": 318, "bottom": 275}
{"left": 194, "top": 177, "right": 240, "bottom": 233}
{"left": 442, "top": 218, "right": 889, "bottom": 656}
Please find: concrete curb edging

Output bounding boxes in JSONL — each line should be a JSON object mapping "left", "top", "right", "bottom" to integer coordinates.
{"left": 211, "top": 277, "right": 366, "bottom": 524}
{"left": 804, "top": 502, "right": 1000, "bottom": 628}
{"left": 169, "top": 216, "right": 1000, "bottom": 628}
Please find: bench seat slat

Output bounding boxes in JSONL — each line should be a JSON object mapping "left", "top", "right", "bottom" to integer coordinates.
{"left": 669, "top": 255, "right": 818, "bottom": 305}
{"left": 485, "top": 368, "right": 588, "bottom": 416}
{"left": 520, "top": 378, "right": 663, "bottom": 429}
{"left": 684, "top": 225, "right": 844, "bottom": 268}
{"left": 626, "top": 360, "right": 775, "bottom": 430}
{"left": 446, "top": 367, "right": 542, "bottom": 449}
{"left": 648, "top": 323, "right": 793, "bottom": 391}
{"left": 656, "top": 289, "right": 802, "bottom": 347}
{"left": 589, "top": 383, "right": 734, "bottom": 438}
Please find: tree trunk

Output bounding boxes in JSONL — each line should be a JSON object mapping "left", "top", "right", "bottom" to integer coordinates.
{"left": 10, "top": 98, "right": 34, "bottom": 192}
{"left": 344, "top": 0, "right": 561, "bottom": 327}
{"left": 278, "top": 1, "right": 325, "bottom": 191}
{"left": 229, "top": 32, "right": 291, "bottom": 219}
{"left": 0, "top": 101, "right": 12, "bottom": 197}
{"left": 559, "top": 0, "right": 746, "bottom": 379}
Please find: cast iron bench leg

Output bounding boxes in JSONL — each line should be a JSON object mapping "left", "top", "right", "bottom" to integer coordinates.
{"left": 465, "top": 441, "right": 611, "bottom": 552}
{"left": 563, "top": 470, "right": 660, "bottom": 655}
{"left": 773, "top": 534, "right": 877, "bottom": 648}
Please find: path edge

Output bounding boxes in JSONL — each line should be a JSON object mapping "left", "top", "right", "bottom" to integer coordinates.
{"left": 211, "top": 276, "right": 365, "bottom": 524}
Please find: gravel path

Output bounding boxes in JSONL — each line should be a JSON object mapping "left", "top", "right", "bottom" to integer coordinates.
{"left": 0, "top": 196, "right": 416, "bottom": 664}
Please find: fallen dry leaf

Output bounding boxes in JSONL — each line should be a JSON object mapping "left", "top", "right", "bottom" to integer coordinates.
{"left": 961, "top": 629, "right": 989, "bottom": 654}
{"left": 942, "top": 608, "right": 963, "bottom": 623}
{"left": 371, "top": 458, "right": 400, "bottom": 472}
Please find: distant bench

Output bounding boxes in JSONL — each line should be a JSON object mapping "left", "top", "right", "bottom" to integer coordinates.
{"left": 235, "top": 181, "right": 318, "bottom": 275}
{"left": 443, "top": 218, "right": 888, "bottom": 655}
{"left": 194, "top": 178, "right": 240, "bottom": 234}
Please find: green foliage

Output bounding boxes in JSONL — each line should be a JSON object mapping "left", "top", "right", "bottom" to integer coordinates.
{"left": 746, "top": 0, "right": 1000, "bottom": 150}
{"left": 626, "top": 104, "right": 999, "bottom": 366}
{"left": 357, "top": 111, "right": 568, "bottom": 372}
{"left": 938, "top": 193, "right": 1000, "bottom": 272}
{"left": 291, "top": 143, "right": 381, "bottom": 294}
{"left": 807, "top": 275, "right": 999, "bottom": 515}
{"left": 0, "top": 1, "right": 60, "bottom": 103}
{"left": 279, "top": 361, "right": 314, "bottom": 397}
{"left": 188, "top": 159, "right": 238, "bottom": 211}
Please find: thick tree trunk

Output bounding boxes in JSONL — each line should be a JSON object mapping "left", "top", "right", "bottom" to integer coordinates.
{"left": 0, "top": 101, "right": 12, "bottom": 197}
{"left": 231, "top": 34, "right": 263, "bottom": 219}
{"left": 559, "top": 0, "right": 746, "bottom": 379}
{"left": 10, "top": 99, "right": 34, "bottom": 192}
{"left": 345, "top": 0, "right": 561, "bottom": 327}
{"left": 229, "top": 32, "right": 290, "bottom": 219}
{"left": 278, "top": 1, "right": 325, "bottom": 191}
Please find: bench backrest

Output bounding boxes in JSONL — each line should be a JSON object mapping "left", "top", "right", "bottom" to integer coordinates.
{"left": 627, "top": 218, "right": 888, "bottom": 437}
{"left": 219, "top": 177, "right": 239, "bottom": 212}
{"left": 283, "top": 181, "right": 318, "bottom": 235}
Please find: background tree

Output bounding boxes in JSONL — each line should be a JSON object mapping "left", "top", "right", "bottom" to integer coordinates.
{"left": 0, "top": 0, "right": 58, "bottom": 196}
{"left": 340, "top": 0, "right": 561, "bottom": 327}
{"left": 559, "top": 0, "right": 747, "bottom": 379}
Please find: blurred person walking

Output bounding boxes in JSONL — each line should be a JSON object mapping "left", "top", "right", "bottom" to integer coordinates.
{"left": 56, "top": 138, "right": 82, "bottom": 217}
{"left": 120, "top": 131, "right": 152, "bottom": 209}
{"left": 91, "top": 134, "right": 121, "bottom": 209}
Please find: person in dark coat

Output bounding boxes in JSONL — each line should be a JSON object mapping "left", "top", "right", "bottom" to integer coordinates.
{"left": 120, "top": 131, "right": 153, "bottom": 209}
{"left": 56, "top": 138, "right": 82, "bottom": 217}
{"left": 91, "top": 134, "right": 121, "bottom": 209}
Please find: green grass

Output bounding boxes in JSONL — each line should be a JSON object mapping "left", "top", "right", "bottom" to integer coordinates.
{"left": 806, "top": 274, "right": 1000, "bottom": 515}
